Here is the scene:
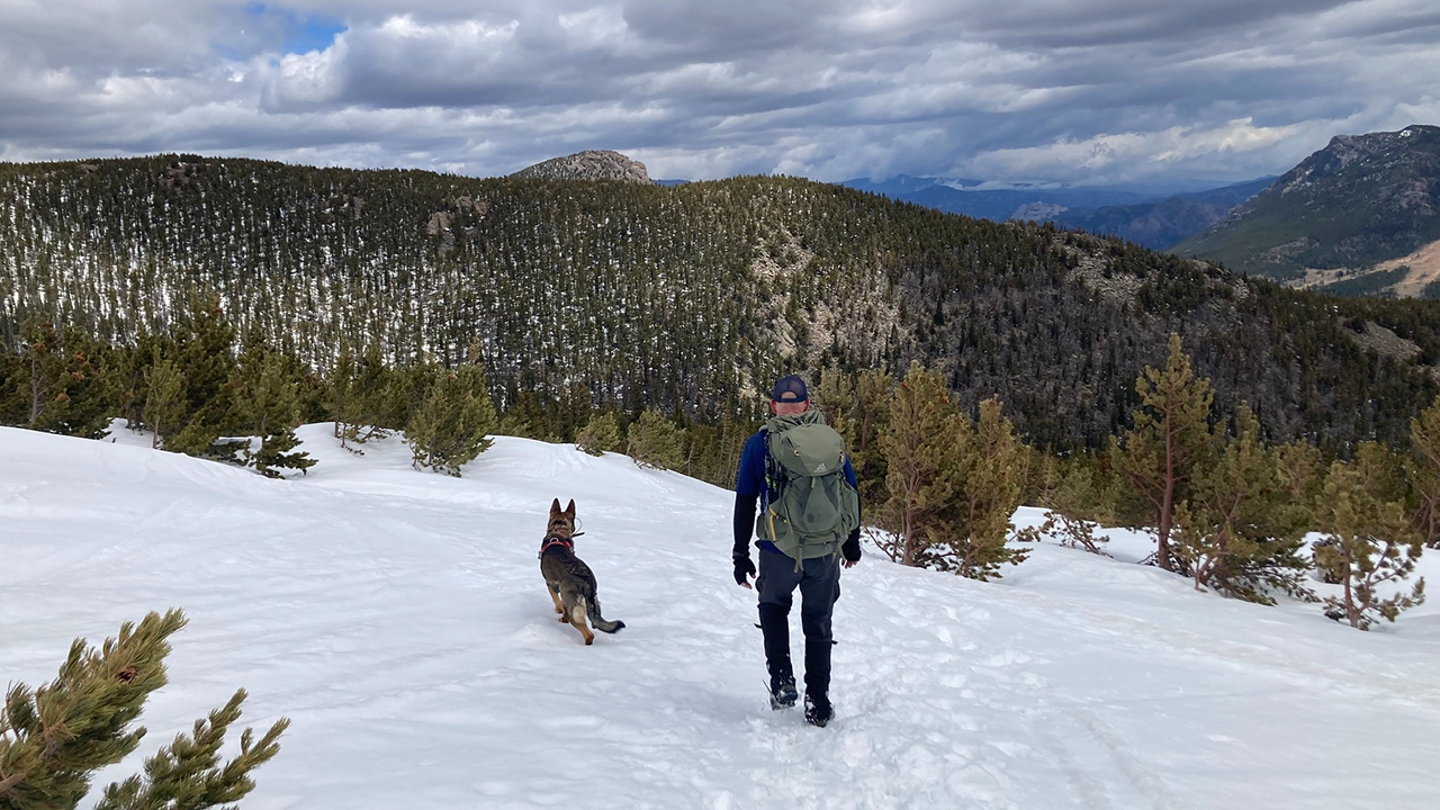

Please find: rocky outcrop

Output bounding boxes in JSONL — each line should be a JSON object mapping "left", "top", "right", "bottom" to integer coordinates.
{"left": 511, "top": 150, "right": 651, "bottom": 184}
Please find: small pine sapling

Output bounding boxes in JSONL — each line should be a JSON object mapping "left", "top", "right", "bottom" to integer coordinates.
{"left": 1173, "top": 405, "right": 1312, "bottom": 604}
{"left": 1313, "top": 453, "right": 1427, "bottom": 629}
{"left": 1040, "top": 464, "right": 1112, "bottom": 556}
{"left": 405, "top": 363, "right": 497, "bottom": 476}
{"left": 575, "top": 410, "right": 622, "bottom": 456}
{"left": 625, "top": 409, "right": 686, "bottom": 470}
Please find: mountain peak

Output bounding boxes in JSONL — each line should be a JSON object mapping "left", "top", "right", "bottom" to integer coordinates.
{"left": 1174, "top": 124, "right": 1440, "bottom": 289}
{"left": 511, "top": 150, "right": 651, "bottom": 183}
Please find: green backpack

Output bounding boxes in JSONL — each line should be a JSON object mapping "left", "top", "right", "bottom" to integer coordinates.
{"left": 757, "top": 408, "right": 861, "bottom": 564}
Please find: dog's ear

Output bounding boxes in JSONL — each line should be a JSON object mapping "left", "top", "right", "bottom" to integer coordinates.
{"left": 550, "top": 498, "right": 562, "bottom": 516}
{"left": 564, "top": 499, "right": 576, "bottom": 520}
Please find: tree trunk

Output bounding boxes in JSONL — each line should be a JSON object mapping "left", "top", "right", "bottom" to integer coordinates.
{"left": 1157, "top": 409, "right": 1177, "bottom": 571}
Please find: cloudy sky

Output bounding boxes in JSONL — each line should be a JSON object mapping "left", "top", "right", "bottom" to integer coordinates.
{"left": 0, "top": 0, "right": 1436, "bottom": 188}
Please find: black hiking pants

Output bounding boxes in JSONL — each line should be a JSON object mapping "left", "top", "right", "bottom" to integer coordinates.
{"left": 756, "top": 548, "right": 841, "bottom": 700}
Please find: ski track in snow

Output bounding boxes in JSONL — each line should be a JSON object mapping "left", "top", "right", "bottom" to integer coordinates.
{"left": 4, "top": 424, "right": 1440, "bottom": 809}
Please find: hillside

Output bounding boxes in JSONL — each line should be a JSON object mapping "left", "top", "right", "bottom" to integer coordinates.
{"left": 4, "top": 155, "right": 1440, "bottom": 449}
{"left": 4, "top": 425, "right": 1438, "bottom": 809}
{"left": 1175, "top": 125, "right": 1440, "bottom": 289}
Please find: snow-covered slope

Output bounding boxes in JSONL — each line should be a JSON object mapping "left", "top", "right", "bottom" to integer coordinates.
{"left": 4, "top": 425, "right": 1438, "bottom": 809}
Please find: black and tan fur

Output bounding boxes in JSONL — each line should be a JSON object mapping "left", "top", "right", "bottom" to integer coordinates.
{"left": 540, "top": 498, "right": 624, "bottom": 645}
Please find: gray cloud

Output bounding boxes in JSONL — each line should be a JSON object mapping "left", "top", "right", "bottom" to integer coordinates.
{"left": 0, "top": 0, "right": 1435, "bottom": 187}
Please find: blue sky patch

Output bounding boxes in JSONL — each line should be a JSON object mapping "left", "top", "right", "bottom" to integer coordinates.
{"left": 242, "top": 2, "right": 346, "bottom": 56}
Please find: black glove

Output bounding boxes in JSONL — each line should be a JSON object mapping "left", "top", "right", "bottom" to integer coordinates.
{"left": 842, "top": 530, "right": 861, "bottom": 563}
{"left": 733, "top": 553, "right": 757, "bottom": 586}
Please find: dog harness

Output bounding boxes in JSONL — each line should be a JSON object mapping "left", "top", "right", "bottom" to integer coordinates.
{"left": 539, "top": 532, "right": 584, "bottom": 558}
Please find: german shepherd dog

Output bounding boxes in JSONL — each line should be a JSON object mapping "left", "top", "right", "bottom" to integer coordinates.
{"left": 540, "top": 498, "right": 625, "bottom": 645}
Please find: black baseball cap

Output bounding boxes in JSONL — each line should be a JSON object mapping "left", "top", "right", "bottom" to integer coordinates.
{"left": 772, "top": 375, "right": 809, "bottom": 403}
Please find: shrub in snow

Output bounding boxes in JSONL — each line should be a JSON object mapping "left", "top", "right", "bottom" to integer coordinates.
{"left": 1038, "top": 463, "right": 1112, "bottom": 556}
{"left": 576, "top": 410, "right": 622, "bottom": 456}
{"left": 626, "top": 409, "right": 685, "bottom": 470}
{"left": 405, "top": 364, "right": 497, "bottom": 477}
{"left": 1172, "top": 405, "right": 1313, "bottom": 605}
{"left": 1313, "top": 449, "right": 1427, "bottom": 629}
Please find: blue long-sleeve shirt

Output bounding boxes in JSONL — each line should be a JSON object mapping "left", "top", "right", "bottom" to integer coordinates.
{"left": 732, "top": 429, "right": 859, "bottom": 557}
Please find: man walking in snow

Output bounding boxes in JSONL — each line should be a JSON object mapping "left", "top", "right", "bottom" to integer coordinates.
{"left": 732, "top": 374, "right": 862, "bottom": 727}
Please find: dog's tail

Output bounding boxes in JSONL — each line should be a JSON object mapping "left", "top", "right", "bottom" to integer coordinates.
{"left": 588, "top": 594, "right": 625, "bottom": 633}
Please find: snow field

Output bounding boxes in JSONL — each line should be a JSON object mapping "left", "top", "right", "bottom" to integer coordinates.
{"left": 3, "top": 424, "right": 1439, "bottom": 809}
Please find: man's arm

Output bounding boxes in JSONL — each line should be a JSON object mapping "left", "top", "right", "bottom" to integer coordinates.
{"left": 731, "top": 433, "right": 766, "bottom": 587}
{"left": 842, "top": 455, "right": 861, "bottom": 567}
{"left": 733, "top": 492, "right": 757, "bottom": 559}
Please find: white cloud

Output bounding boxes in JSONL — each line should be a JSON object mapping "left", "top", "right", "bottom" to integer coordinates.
{"left": 0, "top": 0, "right": 1435, "bottom": 185}
{"left": 963, "top": 119, "right": 1307, "bottom": 183}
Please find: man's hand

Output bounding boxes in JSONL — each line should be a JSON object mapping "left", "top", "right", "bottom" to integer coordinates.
{"left": 733, "top": 554, "right": 757, "bottom": 588}
{"left": 841, "top": 532, "right": 861, "bottom": 570}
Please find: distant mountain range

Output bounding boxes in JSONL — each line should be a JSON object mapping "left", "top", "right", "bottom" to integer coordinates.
{"left": 1048, "top": 178, "right": 1277, "bottom": 250}
{"left": 1174, "top": 125, "right": 1440, "bottom": 298}
{"left": 837, "top": 174, "right": 1275, "bottom": 249}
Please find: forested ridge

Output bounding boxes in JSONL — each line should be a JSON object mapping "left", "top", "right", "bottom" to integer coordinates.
{"left": 5, "top": 153, "right": 1440, "bottom": 450}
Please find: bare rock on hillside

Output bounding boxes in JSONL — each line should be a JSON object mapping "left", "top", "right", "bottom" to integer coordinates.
{"left": 511, "top": 150, "right": 651, "bottom": 184}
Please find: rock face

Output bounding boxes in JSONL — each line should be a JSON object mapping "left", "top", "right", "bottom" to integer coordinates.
{"left": 1174, "top": 125, "right": 1440, "bottom": 286}
{"left": 511, "top": 150, "right": 651, "bottom": 184}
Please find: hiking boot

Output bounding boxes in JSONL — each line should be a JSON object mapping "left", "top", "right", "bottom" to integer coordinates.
{"left": 804, "top": 693, "right": 833, "bottom": 727}
{"left": 769, "top": 675, "right": 798, "bottom": 710}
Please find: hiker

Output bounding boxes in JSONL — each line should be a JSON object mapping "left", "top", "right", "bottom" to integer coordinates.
{"left": 732, "top": 374, "right": 862, "bottom": 727}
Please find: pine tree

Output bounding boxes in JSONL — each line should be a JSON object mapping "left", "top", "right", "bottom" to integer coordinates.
{"left": 1040, "top": 460, "right": 1112, "bottom": 555}
{"left": 1313, "top": 448, "right": 1428, "bottom": 629}
{"left": 576, "top": 410, "right": 622, "bottom": 456}
{"left": 116, "top": 327, "right": 165, "bottom": 432}
{"left": 626, "top": 409, "right": 686, "bottom": 470}
{"left": 329, "top": 342, "right": 358, "bottom": 444}
{"left": 0, "top": 610, "right": 288, "bottom": 810}
{"left": 342, "top": 340, "right": 403, "bottom": 447}
{"left": 234, "top": 340, "right": 315, "bottom": 477}
{"left": 1173, "top": 404, "right": 1312, "bottom": 604}
{"left": 378, "top": 359, "right": 429, "bottom": 435}
{"left": 813, "top": 365, "right": 855, "bottom": 439}
{"left": 165, "top": 294, "right": 241, "bottom": 459}
{"left": 945, "top": 397, "right": 1030, "bottom": 580}
{"left": 1112, "top": 333, "right": 1214, "bottom": 572}
{"left": 405, "top": 364, "right": 497, "bottom": 476}
{"left": 497, "top": 389, "right": 548, "bottom": 441}
{"left": 1406, "top": 393, "right": 1440, "bottom": 549}
{"left": 29, "top": 324, "right": 117, "bottom": 439}
{"left": 15, "top": 318, "right": 70, "bottom": 431}
{"left": 0, "top": 347, "right": 22, "bottom": 426}
{"left": 143, "top": 350, "right": 186, "bottom": 451}
{"left": 877, "top": 362, "right": 962, "bottom": 567}
{"left": 849, "top": 368, "right": 892, "bottom": 507}
{"left": 553, "top": 381, "right": 594, "bottom": 444}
